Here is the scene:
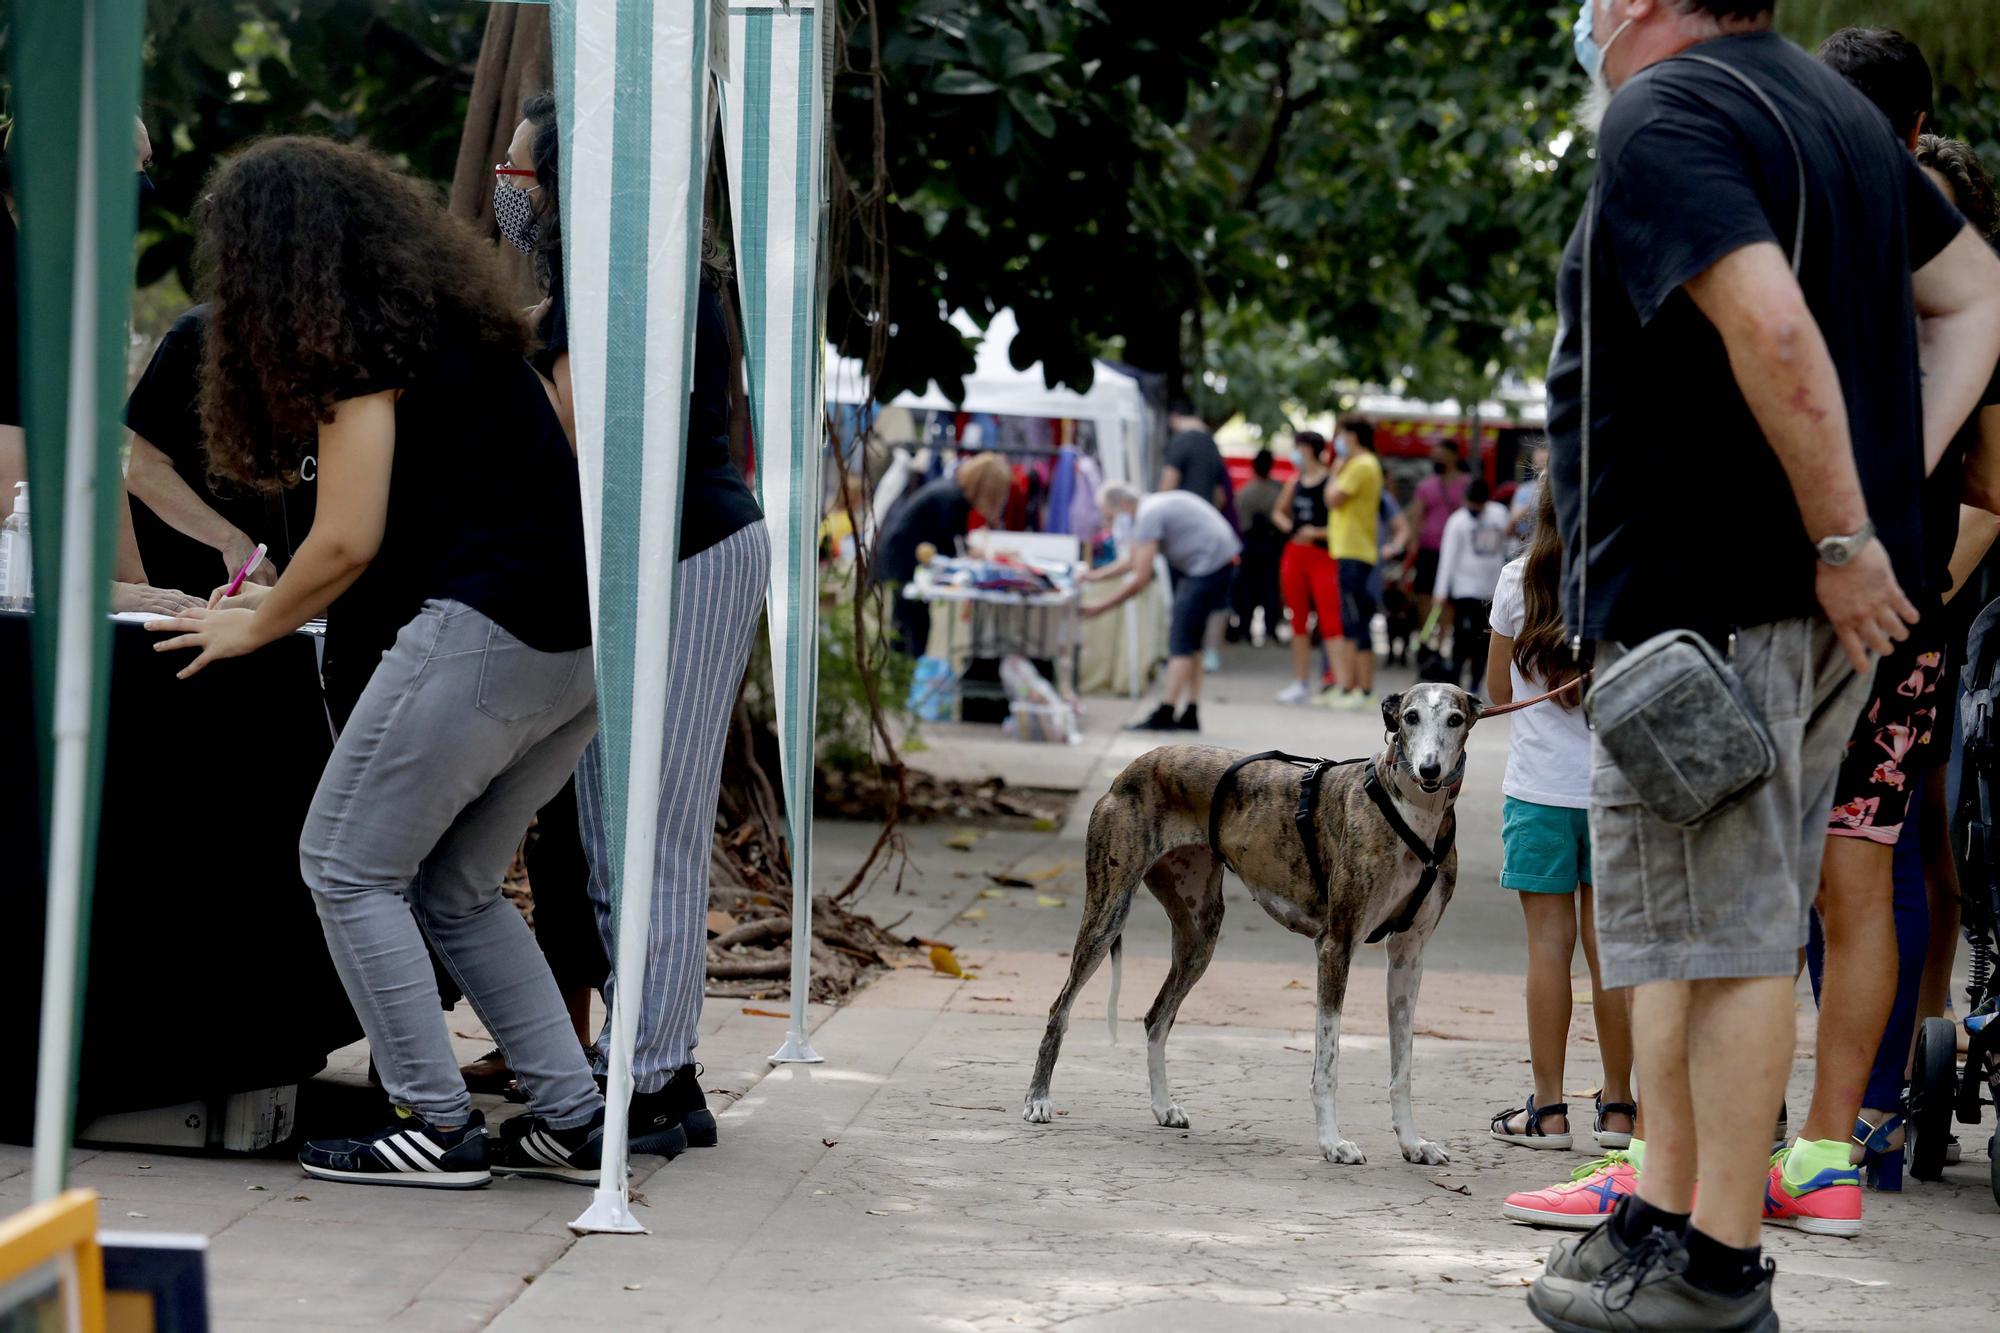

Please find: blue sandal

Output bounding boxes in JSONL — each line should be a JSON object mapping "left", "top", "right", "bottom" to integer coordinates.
{"left": 1592, "top": 1092, "right": 1636, "bottom": 1150}
{"left": 1491, "top": 1095, "right": 1573, "bottom": 1150}
{"left": 1853, "top": 1110, "right": 1906, "bottom": 1191}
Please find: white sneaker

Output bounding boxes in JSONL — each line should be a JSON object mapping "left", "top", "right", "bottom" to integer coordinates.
{"left": 1276, "top": 680, "right": 1311, "bottom": 705}
{"left": 1336, "top": 690, "right": 1375, "bottom": 712}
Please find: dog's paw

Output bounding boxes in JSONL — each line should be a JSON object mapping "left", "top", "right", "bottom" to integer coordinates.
{"left": 1023, "top": 1097, "right": 1054, "bottom": 1124}
{"left": 1400, "top": 1138, "right": 1449, "bottom": 1166}
{"left": 1154, "top": 1103, "right": 1189, "bottom": 1129}
{"left": 1321, "top": 1139, "right": 1366, "bottom": 1165}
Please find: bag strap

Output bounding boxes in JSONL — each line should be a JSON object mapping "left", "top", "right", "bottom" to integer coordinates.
{"left": 1575, "top": 52, "right": 1806, "bottom": 655}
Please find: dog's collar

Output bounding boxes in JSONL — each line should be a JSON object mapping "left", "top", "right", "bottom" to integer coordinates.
{"left": 1362, "top": 759, "right": 1456, "bottom": 943}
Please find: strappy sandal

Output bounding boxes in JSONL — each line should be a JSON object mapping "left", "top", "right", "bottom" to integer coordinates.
{"left": 1592, "top": 1092, "right": 1636, "bottom": 1150}
{"left": 1853, "top": 1109, "right": 1906, "bottom": 1191}
{"left": 1490, "top": 1095, "right": 1573, "bottom": 1150}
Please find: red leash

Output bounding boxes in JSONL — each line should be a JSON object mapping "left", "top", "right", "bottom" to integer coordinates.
{"left": 1479, "top": 672, "right": 1591, "bottom": 719}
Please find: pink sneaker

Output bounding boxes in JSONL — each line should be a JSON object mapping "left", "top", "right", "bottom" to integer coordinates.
{"left": 1501, "top": 1151, "right": 1637, "bottom": 1229}
{"left": 1763, "top": 1153, "right": 1863, "bottom": 1237}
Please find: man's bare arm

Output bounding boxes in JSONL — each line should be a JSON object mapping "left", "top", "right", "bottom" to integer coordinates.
{"left": 1914, "top": 225, "right": 2000, "bottom": 475}
{"left": 1684, "top": 241, "right": 1915, "bottom": 670}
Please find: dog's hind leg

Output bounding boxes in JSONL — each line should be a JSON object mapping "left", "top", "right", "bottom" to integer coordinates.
{"left": 1386, "top": 927, "right": 1449, "bottom": 1165}
{"left": 1312, "top": 933, "right": 1364, "bottom": 1164}
{"left": 1142, "top": 847, "right": 1225, "bottom": 1129}
{"left": 1023, "top": 823, "right": 1145, "bottom": 1124}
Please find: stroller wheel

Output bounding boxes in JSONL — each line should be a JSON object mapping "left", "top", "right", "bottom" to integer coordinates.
{"left": 1908, "top": 1016, "right": 1957, "bottom": 1182}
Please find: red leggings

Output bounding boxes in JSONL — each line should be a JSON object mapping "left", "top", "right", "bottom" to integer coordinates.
{"left": 1280, "top": 543, "right": 1342, "bottom": 640}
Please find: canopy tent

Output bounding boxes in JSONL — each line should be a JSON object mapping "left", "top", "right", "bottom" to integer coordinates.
{"left": 826, "top": 308, "right": 1156, "bottom": 486}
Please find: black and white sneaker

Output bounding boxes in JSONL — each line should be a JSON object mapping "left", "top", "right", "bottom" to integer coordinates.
{"left": 493, "top": 1109, "right": 605, "bottom": 1185}
{"left": 298, "top": 1110, "right": 491, "bottom": 1189}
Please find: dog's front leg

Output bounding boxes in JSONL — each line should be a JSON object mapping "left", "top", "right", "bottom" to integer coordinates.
{"left": 1312, "top": 932, "right": 1363, "bottom": 1164}
{"left": 1386, "top": 928, "right": 1448, "bottom": 1165}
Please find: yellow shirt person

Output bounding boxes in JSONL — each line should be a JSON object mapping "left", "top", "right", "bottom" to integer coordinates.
{"left": 1327, "top": 447, "right": 1383, "bottom": 563}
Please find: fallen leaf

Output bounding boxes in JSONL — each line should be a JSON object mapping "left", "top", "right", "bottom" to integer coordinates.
{"left": 1056, "top": 1110, "right": 1069, "bottom": 1116}
{"left": 1032, "top": 818, "right": 1057, "bottom": 832}
{"left": 630, "top": 1190, "right": 650, "bottom": 1208}
{"left": 970, "top": 995, "right": 1012, "bottom": 1002}
{"left": 1035, "top": 895, "right": 1067, "bottom": 909}
{"left": 624, "top": 1283, "right": 644, "bottom": 1292}
{"left": 126, "top": 1211, "right": 148, "bottom": 1219}
{"left": 814, "top": 1189, "right": 833, "bottom": 1196}
{"left": 136, "top": 1164, "right": 152, "bottom": 1170}
{"left": 930, "top": 1102, "right": 1008, "bottom": 1112}
{"left": 246, "top": 1184, "right": 267, "bottom": 1191}
{"left": 1571, "top": 992, "right": 1593, "bottom": 1004}
{"left": 1284, "top": 979, "right": 1309, "bottom": 991}
{"left": 742, "top": 1007, "right": 788, "bottom": 1018}
{"left": 1024, "top": 861, "right": 1074, "bottom": 881}
{"left": 822, "top": 1138, "right": 839, "bottom": 1148}
{"left": 1440, "top": 1274, "right": 1457, "bottom": 1284}
{"left": 866, "top": 1209, "right": 890, "bottom": 1216}
{"left": 930, "top": 944, "right": 971, "bottom": 978}
{"left": 978, "top": 888, "right": 1009, "bottom": 899}
{"left": 945, "top": 829, "right": 981, "bottom": 851}
{"left": 958, "top": 908, "right": 989, "bottom": 923}
{"left": 706, "top": 909, "right": 738, "bottom": 937}
{"left": 1458, "top": 1006, "right": 1493, "bottom": 1015}
{"left": 288, "top": 1194, "right": 310, "bottom": 1203}
{"left": 985, "top": 876, "right": 1033, "bottom": 889}
{"left": 1428, "top": 1178, "right": 1471, "bottom": 1196}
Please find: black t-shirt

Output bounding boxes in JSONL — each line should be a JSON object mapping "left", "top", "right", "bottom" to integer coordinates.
{"left": 124, "top": 306, "right": 319, "bottom": 596}
{"left": 873, "top": 474, "right": 970, "bottom": 585}
{"left": 537, "top": 259, "right": 761, "bottom": 561}
{"left": 322, "top": 327, "right": 590, "bottom": 720}
{"left": 0, "top": 208, "right": 18, "bottom": 427}
{"left": 1547, "top": 32, "right": 1963, "bottom": 643}
{"left": 1164, "top": 428, "right": 1228, "bottom": 507}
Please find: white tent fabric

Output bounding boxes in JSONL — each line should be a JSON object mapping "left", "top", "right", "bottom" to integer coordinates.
{"left": 825, "top": 308, "right": 1153, "bottom": 484}
{"left": 720, "top": 0, "right": 830, "bottom": 1066}
{"left": 553, "top": 0, "right": 712, "bottom": 1236}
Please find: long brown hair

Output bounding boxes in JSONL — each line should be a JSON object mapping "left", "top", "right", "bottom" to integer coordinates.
{"left": 195, "top": 136, "right": 529, "bottom": 490}
{"left": 1512, "top": 478, "right": 1580, "bottom": 705}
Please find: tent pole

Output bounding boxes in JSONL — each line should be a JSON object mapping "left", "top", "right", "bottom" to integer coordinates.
{"left": 30, "top": 7, "right": 104, "bottom": 1203}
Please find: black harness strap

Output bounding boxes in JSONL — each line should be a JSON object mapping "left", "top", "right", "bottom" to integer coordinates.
{"left": 1208, "top": 750, "right": 1358, "bottom": 907}
{"left": 1361, "top": 759, "right": 1457, "bottom": 943}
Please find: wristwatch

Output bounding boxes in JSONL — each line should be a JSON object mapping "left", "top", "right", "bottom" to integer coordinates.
{"left": 1815, "top": 520, "right": 1874, "bottom": 567}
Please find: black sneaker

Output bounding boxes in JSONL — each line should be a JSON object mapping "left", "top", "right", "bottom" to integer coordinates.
{"left": 298, "top": 1110, "right": 491, "bottom": 1190}
{"left": 1127, "top": 703, "right": 1178, "bottom": 731}
{"left": 493, "top": 1108, "right": 605, "bottom": 1185}
{"left": 1175, "top": 704, "right": 1200, "bottom": 731}
{"left": 630, "top": 1063, "right": 716, "bottom": 1154}
{"left": 1528, "top": 1231, "right": 1779, "bottom": 1333}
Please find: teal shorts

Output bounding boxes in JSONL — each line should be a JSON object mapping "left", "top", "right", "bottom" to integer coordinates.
{"left": 1500, "top": 796, "right": 1592, "bottom": 894}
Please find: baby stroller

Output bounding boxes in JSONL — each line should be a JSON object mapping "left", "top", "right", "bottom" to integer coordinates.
{"left": 1927, "top": 595, "right": 2000, "bottom": 1206}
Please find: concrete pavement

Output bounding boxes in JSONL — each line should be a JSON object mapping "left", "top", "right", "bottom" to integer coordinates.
{"left": 5, "top": 639, "right": 1994, "bottom": 1329}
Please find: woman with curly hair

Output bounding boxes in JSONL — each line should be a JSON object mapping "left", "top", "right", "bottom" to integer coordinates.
{"left": 149, "top": 136, "right": 609, "bottom": 1190}
{"left": 499, "top": 94, "right": 767, "bottom": 1156}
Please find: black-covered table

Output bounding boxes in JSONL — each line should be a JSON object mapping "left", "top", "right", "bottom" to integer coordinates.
{"left": 1, "top": 611, "right": 360, "bottom": 1142}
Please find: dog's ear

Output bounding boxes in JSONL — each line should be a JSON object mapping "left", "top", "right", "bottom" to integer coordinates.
{"left": 1379, "top": 692, "right": 1403, "bottom": 734}
{"left": 1462, "top": 690, "right": 1484, "bottom": 726}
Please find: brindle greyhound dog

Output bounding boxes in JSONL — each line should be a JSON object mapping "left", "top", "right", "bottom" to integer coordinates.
{"left": 1023, "top": 682, "right": 1480, "bottom": 1166}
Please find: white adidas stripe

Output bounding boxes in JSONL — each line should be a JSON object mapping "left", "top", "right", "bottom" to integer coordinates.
{"left": 527, "top": 1131, "right": 570, "bottom": 1166}
{"left": 372, "top": 1137, "right": 422, "bottom": 1173}
{"left": 396, "top": 1132, "right": 445, "bottom": 1168}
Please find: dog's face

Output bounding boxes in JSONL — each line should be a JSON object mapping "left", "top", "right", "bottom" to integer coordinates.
{"left": 1380, "top": 683, "right": 1479, "bottom": 793}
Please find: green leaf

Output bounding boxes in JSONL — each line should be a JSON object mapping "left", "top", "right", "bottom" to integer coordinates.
{"left": 934, "top": 68, "right": 1000, "bottom": 96}
{"left": 1007, "top": 52, "right": 1065, "bottom": 78}
{"left": 1008, "top": 89, "right": 1057, "bottom": 139}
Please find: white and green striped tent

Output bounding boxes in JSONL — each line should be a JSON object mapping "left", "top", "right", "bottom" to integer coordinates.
{"left": 552, "top": 0, "right": 829, "bottom": 1233}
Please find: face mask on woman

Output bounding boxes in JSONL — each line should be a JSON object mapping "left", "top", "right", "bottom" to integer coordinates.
{"left": 493, "top": 176, "right": 540, "bottom": 253}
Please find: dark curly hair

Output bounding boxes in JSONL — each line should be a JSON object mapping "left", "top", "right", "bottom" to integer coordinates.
{"left": 1916, "top": 134, "right": 2000, "bottom": 240}
{"left": 195, "top": 136, "right": 528, "bottom": 490}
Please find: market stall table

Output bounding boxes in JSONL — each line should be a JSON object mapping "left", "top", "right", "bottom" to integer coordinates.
{"left": 906, "top": 575, "right": 1084, "bottom": 717}
{"left": 3, "top": 611, "right": 360, "bottom": 1148}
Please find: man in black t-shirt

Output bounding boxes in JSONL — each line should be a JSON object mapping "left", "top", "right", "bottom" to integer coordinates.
{"left": 1160, "top": 399, "right": 1230, "bottom": 512}
{"left": 1531, "top": 5, "right": 2000, "bottom": 1330}
{"left": 125, "top": 306, "right": 315, "bottom": 597}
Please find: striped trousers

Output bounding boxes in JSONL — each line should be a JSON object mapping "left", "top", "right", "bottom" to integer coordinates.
{"left": 575, "top": 520, "right": 770, "bottom": 1090}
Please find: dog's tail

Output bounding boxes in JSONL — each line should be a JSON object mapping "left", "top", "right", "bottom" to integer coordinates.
{"left": 1106, "top": 935, "right": 1122, "bottom": 1043}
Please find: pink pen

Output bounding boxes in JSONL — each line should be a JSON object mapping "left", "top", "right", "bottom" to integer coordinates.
{"left": 221, "top": 543, "right": 267, "bottom": 601}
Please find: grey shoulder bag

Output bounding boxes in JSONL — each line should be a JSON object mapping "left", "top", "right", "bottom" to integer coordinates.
{"left": 1580, "top": 54, "right": 1802, "bottom": 828}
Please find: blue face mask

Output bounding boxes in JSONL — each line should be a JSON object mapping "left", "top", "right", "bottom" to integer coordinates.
{"left": 1573, "top": 1, "right": 1602, "bottom": 81}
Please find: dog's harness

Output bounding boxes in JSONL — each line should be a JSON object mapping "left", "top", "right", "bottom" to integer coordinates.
{"left": 1206, "top": 745, "right": 1457, "bottom": 943}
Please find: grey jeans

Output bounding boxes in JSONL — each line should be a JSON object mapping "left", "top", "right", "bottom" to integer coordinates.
{"left": 301, "top": 599, "right": 603, "bottom": 1129}
{"left": 1589, "top": 617, "right": 1867, "bottom": 987}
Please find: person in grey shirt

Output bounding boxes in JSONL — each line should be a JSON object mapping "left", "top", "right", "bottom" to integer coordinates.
{"left": 1083, "top": 483, "right": 1240, "bottom": 732}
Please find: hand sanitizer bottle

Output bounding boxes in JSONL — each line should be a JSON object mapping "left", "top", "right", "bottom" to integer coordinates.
{"left": 1, "top": 481, "right": 30, "bottom": 611}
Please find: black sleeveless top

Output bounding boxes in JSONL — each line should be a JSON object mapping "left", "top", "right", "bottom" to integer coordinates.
{"left": 1290, "top": 474, "right": 1330, "bottom": 532}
